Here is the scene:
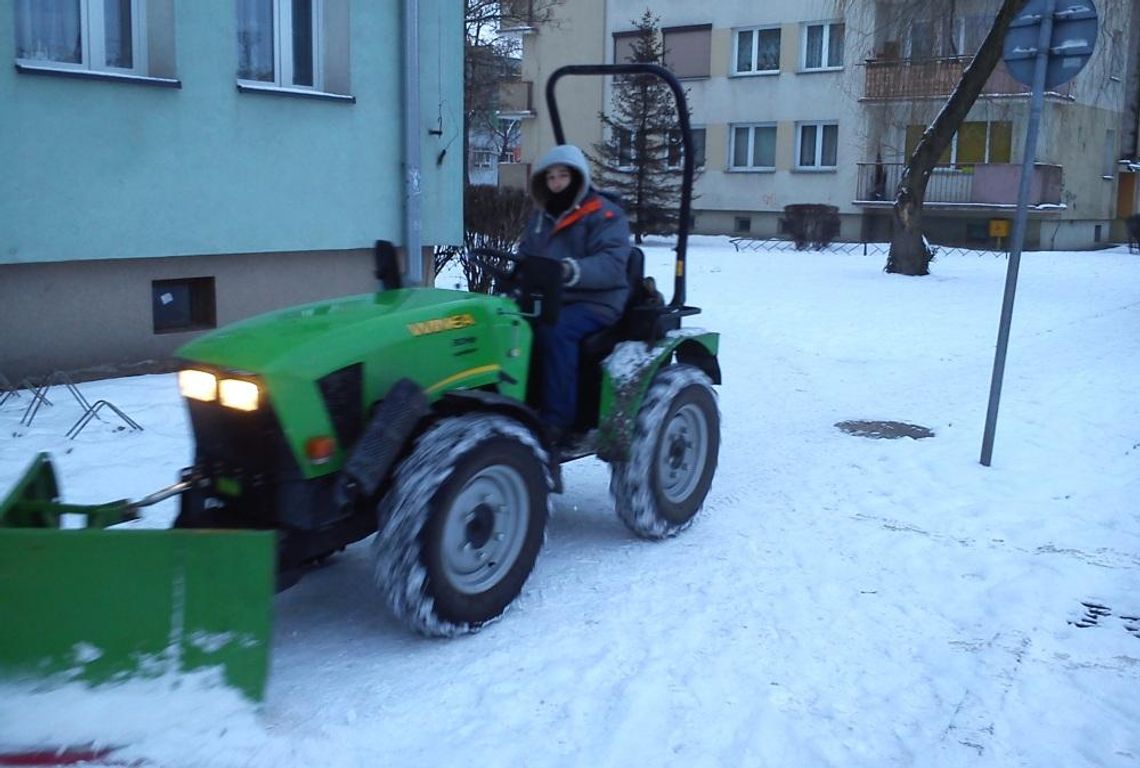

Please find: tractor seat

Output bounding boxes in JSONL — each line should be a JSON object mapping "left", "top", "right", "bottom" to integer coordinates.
{"left": 579, "top": 246, "right": 653, "bottom": 363}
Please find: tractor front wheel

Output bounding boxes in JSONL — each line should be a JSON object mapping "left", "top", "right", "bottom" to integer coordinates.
{"left": 374, "top": 414, "right": 552, "bottom": 636}
{"left": 610, "top": 364, "right": 719, "bottom": 539}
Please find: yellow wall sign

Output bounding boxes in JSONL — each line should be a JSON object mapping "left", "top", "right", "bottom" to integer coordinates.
{"left": 989, "top": 219, "right": 1011, "bottom": 238}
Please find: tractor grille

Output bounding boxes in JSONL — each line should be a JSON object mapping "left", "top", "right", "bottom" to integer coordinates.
{"left": 186, "top": 398, "right": 294, "bottom": 477}
{"left": 317, "top": 363, "right": 363, "bottom": 450}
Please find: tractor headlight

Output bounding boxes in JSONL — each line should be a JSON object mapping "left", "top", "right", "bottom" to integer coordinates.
{"left": 218, "top": 378, "right": 260, "bottom": 412}
{"left": 178, "top": 369, "right": 218, "bottom": 402}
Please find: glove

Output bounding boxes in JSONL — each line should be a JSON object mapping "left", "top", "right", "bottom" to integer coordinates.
{"left": 519, "top": 256, "right": 563, "bottom": 289}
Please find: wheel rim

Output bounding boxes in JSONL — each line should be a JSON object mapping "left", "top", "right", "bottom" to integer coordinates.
{"left": 439, "top": 465, "right": 530, "bottom": 595}
{"left": 656, "top": 401, "right": 709, "bottom": 505}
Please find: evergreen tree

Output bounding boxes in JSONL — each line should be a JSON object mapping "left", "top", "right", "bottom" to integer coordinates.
{"left": 590, "top": 10, "right": 685, "bottom": 244}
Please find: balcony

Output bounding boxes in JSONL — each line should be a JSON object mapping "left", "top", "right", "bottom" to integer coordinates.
{"left": 863, "top": 56, "right": 1074, "bottom": 101}
{"left": 498, "top": 80, "right": 534, "bottom": 117}
{"left": 499, "top": 0, "right": 538, "bottom": 33}
{"left": 854, "top": 162, "right": 1063, "bottom": 208}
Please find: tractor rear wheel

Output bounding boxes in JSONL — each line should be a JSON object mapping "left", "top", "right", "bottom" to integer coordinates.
{"left": 610, "top": 364, "right": 719, "bottom": 539}
{"left": 374, "top": 413, "right": 552, "bottom": 636}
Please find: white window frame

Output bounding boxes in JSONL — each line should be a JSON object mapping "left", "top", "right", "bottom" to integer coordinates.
{"left": 732, "top": 26, "right": 781, "bottom": 76}
{"left": 14, "top": 0, "right": 147, "bottom": 76}
{"left": 237, "top": 0, "right": 325, "bottom": 92}
{"left": 802, "top": 21, "right": 844, "bottom": 71}
{"left": 795, "top": 121, "right": 839, "bottom": 170}
{"left": 729, "top": 123, "right": 777, "bottom": 171}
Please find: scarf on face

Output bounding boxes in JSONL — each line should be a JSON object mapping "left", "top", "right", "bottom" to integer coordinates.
{"left": 545, "top": 184, "right": 578, "bottom": 218}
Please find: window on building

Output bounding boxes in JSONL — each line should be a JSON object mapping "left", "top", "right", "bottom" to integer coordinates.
{"left": 471, "top": 150, "right": 497, "bottom": 169}
{"left": 1105, "top": 129, "right": 1117, "bottom": 178}
{"left": 667, "top": 127, "right": 707, "bottom": 169}
{"left": 236, "top": 0, "right": 350, "bottom": 96}
{"left": 908, "top": 20, "right": 936, "bottom": 59}
{"left": 14, "top": 0, "right": 151, "bottom": 75}
{"left": 905, "top": 121, "right": 1012, "bottom": 168}
{"left": 796, "top": 122, "right": 839, "bottom": 169}
{"left": 153, "top": 277, "right": 217, "bottom": 334}
{"left": 734, "top": 216, "right": 752, "bottom": 233}
{"left": 908, "top": 15, "right": 989, "bottom": 58}
{"left": 959, "top": 15, "right": 989, "bottom": 56}
{"left": 731, "top": 124, "right": 777, "bottom": 170}
{"left": 803, "top": 21, "right": 844, "bottom": 70}
{"left": 734, "top": 27, "right": 781, "bottom": 74}
{"left": 616, "top": 127, "right": 634, "bottom": 167}
{"left": 613, "top": 30, "right": 639, "bottom": 64}
{"left": 238, "top": 0, "right": 322, "bottom": 88}
{"left": 662, "top": 24, "right": 711, "bottom": 79}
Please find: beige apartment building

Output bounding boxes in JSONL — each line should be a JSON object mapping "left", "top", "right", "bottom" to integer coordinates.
{"left": 499, "top": 0, "right": 1140, "bottom": 249}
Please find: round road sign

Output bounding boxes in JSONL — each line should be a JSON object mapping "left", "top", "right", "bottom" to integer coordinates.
{"left": 1002, "top": 0, "right": 1098, "bottom": 89}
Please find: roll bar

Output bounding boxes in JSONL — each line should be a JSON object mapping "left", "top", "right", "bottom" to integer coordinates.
{"left": 545, "top": 64, "right": 694, "bottom": 308}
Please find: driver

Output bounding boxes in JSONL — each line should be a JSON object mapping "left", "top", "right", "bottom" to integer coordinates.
{"left": 518, "top": 144, "right": 631, "bottom": 446}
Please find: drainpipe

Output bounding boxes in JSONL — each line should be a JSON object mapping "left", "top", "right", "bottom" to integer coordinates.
{"left": 403, "top": 0, "right": 424, "bottom": 284}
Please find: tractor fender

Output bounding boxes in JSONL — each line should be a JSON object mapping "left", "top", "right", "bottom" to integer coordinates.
{"left": 597, "top": 331, "right": 720, "bottom": 462}
{"left": 438, "top": 390, "right": 563, "bottom": 494}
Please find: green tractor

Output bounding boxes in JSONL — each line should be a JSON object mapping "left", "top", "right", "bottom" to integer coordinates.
{"left": 2, "top": 66, "right": 720, "bottom": 653}
{"left": 174, "top": 64, "right": 720, "bottom": 634}
{"left": 171, "top": 64, "right": 720, "bottom": 636}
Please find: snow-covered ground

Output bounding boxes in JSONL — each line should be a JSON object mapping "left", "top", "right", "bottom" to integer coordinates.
{"left": 2, "top": 237, "right": 1138, "bottom": 767}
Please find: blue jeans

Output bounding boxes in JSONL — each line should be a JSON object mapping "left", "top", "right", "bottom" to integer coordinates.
{"left": 534, "top": 303, "right": 609, "bottom": 429}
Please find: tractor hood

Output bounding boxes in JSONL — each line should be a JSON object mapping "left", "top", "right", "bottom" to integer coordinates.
{"left": 177, "top": 287, "right": 488, "bottom": 375}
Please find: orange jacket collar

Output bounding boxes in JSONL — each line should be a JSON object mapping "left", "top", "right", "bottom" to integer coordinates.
{"left": 553, "top": 196, "right": 603, "bottom": 234}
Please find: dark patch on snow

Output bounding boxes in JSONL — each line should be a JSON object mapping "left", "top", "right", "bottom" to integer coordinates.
{"left": 835, "top": 420, "right": 935, "bottom": 440}
{"left": 1069, "top": 601, "right": 1111, "bottom": 628}
{"left": 1068, "top": 602, "right": 1140, "bottom": 638}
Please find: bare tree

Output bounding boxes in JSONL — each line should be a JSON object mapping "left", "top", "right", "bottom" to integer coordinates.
{"left": 464, "top": 1, "right": 562, "bottom": 186}
{"left": 440, "top": 2, "right": 564, "bottom": 275}
{"left": 880, "top": 0, "right": 1031, "bottom": 275}
{"left": 836, "top": 0, "right": 1033, "bottom": 274}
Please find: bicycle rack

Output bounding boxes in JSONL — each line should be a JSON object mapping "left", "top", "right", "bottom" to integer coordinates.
{"left": 66, "top": 400, "right": 144, "bottom": 440}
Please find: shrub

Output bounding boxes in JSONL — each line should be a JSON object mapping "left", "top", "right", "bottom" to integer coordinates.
{"left": 783, "top": 204, "right": 840, "bottom": 250}
{"left": 460, "top": 185, "right": 533, "bottom": 293}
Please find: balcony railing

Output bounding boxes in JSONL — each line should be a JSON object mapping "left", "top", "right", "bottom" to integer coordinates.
{"left": 855, "top": 162, "right": 1063, "bottom": 207}
{"left": 498, "top": 80, "right": 534, "bottom": 115}
{"left": 863, "top": 56, "right": 1074, "bottom": 101}
{"left": 499, "top": 0, "right": 537, "bottom": 31}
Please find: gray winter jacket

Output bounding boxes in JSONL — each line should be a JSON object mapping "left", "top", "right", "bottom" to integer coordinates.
{"left": 518, "top": 145, "right": 632, "bottom": 323}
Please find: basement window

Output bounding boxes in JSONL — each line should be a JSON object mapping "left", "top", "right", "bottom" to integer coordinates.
{"left": 152, "top": 277, "right": 216, "bottom": 334}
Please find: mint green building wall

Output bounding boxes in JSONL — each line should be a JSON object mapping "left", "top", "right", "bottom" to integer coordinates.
{"left": 0, "top": 0, "right": 462, "bottom": 265}
{"left": 0, "top": 1, "right": 462, "bottom": 379}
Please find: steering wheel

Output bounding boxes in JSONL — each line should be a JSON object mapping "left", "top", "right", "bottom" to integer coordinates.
{"left": 468, "top": 247, "right": 522, "bottom": 286}
{"left": 466, "top": 247, "right": 564, "bottom": 325}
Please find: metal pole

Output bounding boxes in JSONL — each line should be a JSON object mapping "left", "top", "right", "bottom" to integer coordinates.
{"left": 980, "top": 0, "right": 1055, "bottom": 466}
{"left": 403, "top": 0, "right": 424, "bottom": 285}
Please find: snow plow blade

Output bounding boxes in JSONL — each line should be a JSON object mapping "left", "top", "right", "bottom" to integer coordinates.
{"left": 0, "top": 453, "right": 274, "bottom": 703}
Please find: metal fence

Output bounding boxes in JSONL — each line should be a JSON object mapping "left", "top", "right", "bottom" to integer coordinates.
{"left": 729, "top": 237, "right": 1010, "bottom": 260}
